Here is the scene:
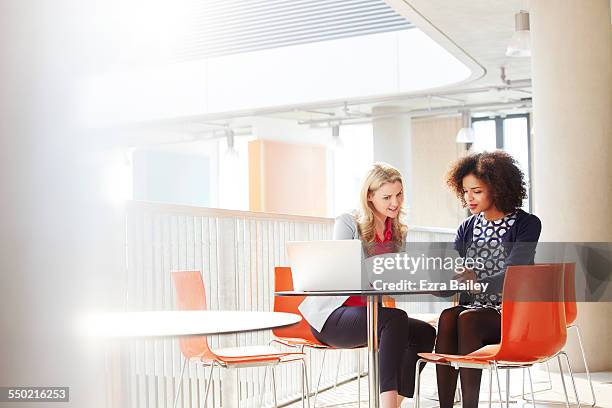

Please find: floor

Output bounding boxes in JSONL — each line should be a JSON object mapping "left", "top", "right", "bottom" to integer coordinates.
{"left": 286, "top": 364, "right": 612, "bottom": 408}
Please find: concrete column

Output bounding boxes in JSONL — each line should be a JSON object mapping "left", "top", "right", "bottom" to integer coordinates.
{"left": 531, "top": 0, "right": 612, "bottom": 371}
{"left": 371, "top": 106, "right": 413, "bottom": 221}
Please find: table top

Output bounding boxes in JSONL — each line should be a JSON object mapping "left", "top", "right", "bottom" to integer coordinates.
{"left": 81, "top": 310, "right": 302, "bottom": 338}
{"left": 275, "top": 289, "right": 450, "bottom": 296}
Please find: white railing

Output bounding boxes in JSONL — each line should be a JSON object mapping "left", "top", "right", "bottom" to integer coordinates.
{"left": 124, "top": 201, "right": 455, "bottom": 407}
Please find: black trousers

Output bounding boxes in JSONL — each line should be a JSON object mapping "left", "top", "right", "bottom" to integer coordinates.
{"left": 310, "top": 306, "right": 436, "bottom": 397}
{"left": 435, "top": 305, "right": 502, "bottom": 408}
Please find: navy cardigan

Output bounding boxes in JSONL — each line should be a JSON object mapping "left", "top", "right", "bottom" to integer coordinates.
{"left": 454, "top": 209, "right": 542, "bottom": 297}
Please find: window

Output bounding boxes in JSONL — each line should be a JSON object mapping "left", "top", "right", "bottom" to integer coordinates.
{"left": 471, "top": 114, "right": 532, "bottom": 211}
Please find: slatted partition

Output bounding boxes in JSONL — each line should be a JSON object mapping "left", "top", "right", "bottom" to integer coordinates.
{"left": 402, "top": 226, "right": 456, "bottom": 314}
{"left": 125, "top": 201, "right": 338, "bottom": 407}
{"left": 125, "top": 201, "right": 455, "bottom": 407}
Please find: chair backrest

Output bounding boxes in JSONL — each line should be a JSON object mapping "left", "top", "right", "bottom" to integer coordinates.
{"left": 171, "top": 270, "right": 214, "bottom": 359}
{"left": 272, "top": 267, "right": 322, "bottom": 344}
{"left": 535, "top": 262, "right": 578, "bottom": 327}
{"left": 496, "top": 264, "right": 567, "bottom": 362}
{"left": 563, "top": 263, "right": 577, "bottom": 326}
{"left": 382, "top": 296, "right": 396, "bottom": 308}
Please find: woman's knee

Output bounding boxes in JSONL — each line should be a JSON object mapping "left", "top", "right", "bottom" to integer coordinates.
{"left": 437, "top": 306, "right": 463, "bottom": 333}
{"left": 380, "top": 307, "right": 409, "bottom": 328}
{"left": 440, "top": 305, "right": 464, "bottom": 320}
{"left": 434, "top": 306, "right": 464, "bottom": 353}
{"left": 383, "top": 306, "right": 408, "bottom": 320}
{"left": 457, "top": 309, "right": 496, "bottom": 333}
{"left": 415, "top": 319, "right": 436, "bottom": 349}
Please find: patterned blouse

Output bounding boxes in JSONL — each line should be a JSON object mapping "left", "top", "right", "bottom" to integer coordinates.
{"left": 465, "top": 211, "right": 518, "bottom": 306}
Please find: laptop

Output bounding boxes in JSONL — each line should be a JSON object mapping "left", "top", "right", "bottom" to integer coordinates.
{"left": 286, "top": 240, "right": 364, "bottom": 291}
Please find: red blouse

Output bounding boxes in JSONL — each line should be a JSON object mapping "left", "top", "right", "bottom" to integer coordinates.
{"left": 343, "top": 218, "right": 393, "bottom": 307}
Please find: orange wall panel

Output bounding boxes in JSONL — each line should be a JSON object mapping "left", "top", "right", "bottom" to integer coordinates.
{"left": 248, "top": 139, "right": 327, "bottom": 217}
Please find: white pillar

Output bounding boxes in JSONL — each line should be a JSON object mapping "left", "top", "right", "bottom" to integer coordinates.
{"left": 531, "top": 0, "right": 612, "bottom": 371}
{"left": 371, "top": 106, "right": 413, "bottom": 221}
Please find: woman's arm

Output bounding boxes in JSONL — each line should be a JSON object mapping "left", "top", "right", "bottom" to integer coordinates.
{"left": 333, "top": 213, "right": 358, "bottom": 240}
{"left": 480, "top": 214, "right": 542, "bottom": 293}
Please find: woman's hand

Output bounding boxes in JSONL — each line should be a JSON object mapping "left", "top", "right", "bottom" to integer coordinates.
{"left": 455, "top": 269, "right": 480, "bottom": 293}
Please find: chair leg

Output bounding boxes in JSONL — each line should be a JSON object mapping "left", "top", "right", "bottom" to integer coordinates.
{"left": 271, "top": 366, "right": 278, "bottom": 408}
{"left": 573, "top": 325, "right": 597, "bottom": 407}
{"left": 519, "top": 362, "right": 553, "bottom": 400}
{"left": 505, "top": 370, "right": 511, "bottom": 408}
{"left": 521, "top": 368, "right": 526, "bottom": 400}
{"left": 414, "top": 359, "right": 426, "bottom": 408}
{"left": 557, "top": 354, "right": 571, "bottom": 408}
{"left": 203, "top": 361, "right": 216, "bottom": 408}
{"left": 560, "top": 351, "right": 581, "bottom": 408}
{"left": 259, "top": 366, "right": 269, "bottom": 407}
{"left": 526, "top": 367, "right": 536, "bottom": 408}
{"left": 357, "top": 349, "right": 361, "bottom": 408}
{"left": 334, "top": 350, "right": 342, "bottom": 390}
{"left": 488, "top": 366, "right": 493, "bottom": 408}
{"left": 173, "top": 357, "right": 188, "bottom": 408}
{"left": 312, "top": 349, "right": 327, "bottom": 407}
{"left": 493, "top": 362, "right": 504, "bottom": 408}
{"left": 456, "top": 381, "right": 462, "bottom": 403}
{"left": 546, "top": 361, "right": 553, "bottom": 390}
{"left": 301, "top": 358, "right": 306, "bottom": 408}
{"left": 300, "top": 358, "right": 311, "bottom": 408}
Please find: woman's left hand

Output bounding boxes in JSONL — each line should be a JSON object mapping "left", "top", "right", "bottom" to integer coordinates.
{"left": 456, "top": 269, "right": 480, "bottom": 293}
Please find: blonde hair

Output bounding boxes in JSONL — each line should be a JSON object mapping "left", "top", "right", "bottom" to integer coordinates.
{"left": 355, "top": 162, "right": 408, "bottom": 245}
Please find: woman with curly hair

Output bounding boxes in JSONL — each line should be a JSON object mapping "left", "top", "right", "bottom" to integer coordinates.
{"left": 299, "top": 163, "right": 436, "bottom": 408}
{"left": 435, "top": 151, "right": 541, "bottom": 408}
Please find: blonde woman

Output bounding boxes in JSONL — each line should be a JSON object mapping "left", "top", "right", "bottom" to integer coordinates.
{"left": 299, "top": 163, "right": 436, "bottom": 408}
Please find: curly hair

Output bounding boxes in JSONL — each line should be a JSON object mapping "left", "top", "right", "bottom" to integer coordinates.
{"left": 446, "top": 151, "right": 527, "bottom": 213}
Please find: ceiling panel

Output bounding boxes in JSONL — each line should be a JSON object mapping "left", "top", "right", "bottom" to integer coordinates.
{"left": 175, "top": 0, "right": 413, "bottom": 60}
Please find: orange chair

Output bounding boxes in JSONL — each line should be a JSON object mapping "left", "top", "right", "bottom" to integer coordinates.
{"left": 272, "top": 267, "right": 340, "bottom": 407}
{"left": 414, "top": 264, "right": 567, "bottom": 408}
{"left": 556, "top": 263, "right": 595, "bottom": 406}
{"left": 171, "top": 270, "right": 308, "bottom": 408}
{"left": 562, "top": 263, "right": 596, "bottom": 406}
{"left": 272, "top": 267, "right": 404, "bottom": 406}
{"left": 522, "top": 263, "right": 596, "bottom": 407}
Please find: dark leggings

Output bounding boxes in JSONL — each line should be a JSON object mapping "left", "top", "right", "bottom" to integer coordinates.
{"left": 310, "top": 306, "right": 436, "bottom": 397}
{"left": 435, "top": 305, "right": 501, "bottom": 408}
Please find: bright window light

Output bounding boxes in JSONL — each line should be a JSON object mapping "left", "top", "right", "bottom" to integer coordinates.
{"left": 78, "top": 28, "right": 472, "bottom": 126}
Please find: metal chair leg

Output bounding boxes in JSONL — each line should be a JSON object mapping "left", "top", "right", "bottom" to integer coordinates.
{"left": 301, "top": 358, "right": 307, "bottom": 408}
{"left": 572, "top": 325, "right": 597, "bottom": 406}
{"left": 557, "top": 354, "right": 571, "bottom": 408}
{"left": 546, "top": 361, "right": 553, "bottom": 389}
{"left": 271, "top": 366, "right": 278, "bottom": 408}
{"left": 521, "top": 368, "right": 526, "bottom": 400}
{"left": 203, "top": 361, "right": 216, "bottom": 408}
{"left": 506, "top": 370, "right": 511, "bottom": 408}
{"left": 519, "top": 361, "right": 553, "bottom": 400}
{"left": 493, "top": 362, "right": 504, "bottom": 408}
{"left": 259, "top": 366, "right": 269, "bottom": 407}
{"left": 312, "top": 349, "right": 327, "bottom": 407}
{"left": 560, "top": 351, "right": 581, "bottom": 408}
{"left": 300, "top": 358, "right": 311, "bottom": 408}
{"left": 173, "top": 357, "right": 188, "bottom": 408}
{"left": 456, "top": 381, "right": 462, "bottom": 403}
{"left": 414, "top": 359, "right": 426, "bottom": 408}
{"left": 357, "top": 349, "right": 361, "bottom": 408}
{"left": 488, "top": 366, "right": 493, "bottom": 408}
{"left": 334, "top": 350, "right": 342, "bottom": 390}
{"left": 527, "top": 367, "right": 536, "bottom": 408}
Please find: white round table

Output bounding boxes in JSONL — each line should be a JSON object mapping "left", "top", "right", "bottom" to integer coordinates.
{"left": 81, "top": 310, "right": 302, "bottom": 338}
